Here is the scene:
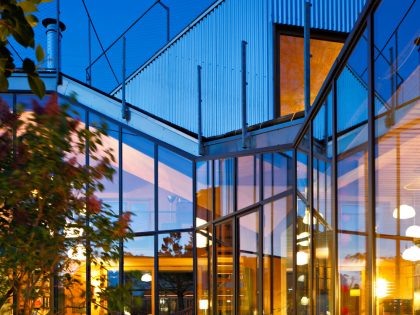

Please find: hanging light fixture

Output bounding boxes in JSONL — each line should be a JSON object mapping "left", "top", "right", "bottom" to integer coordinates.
{"left": 141, "top": 273, "right": 152, "bottom": 282}
{"left": 392, "top": 204, "right": 416, "bottom": 219}
{"left": 296, "top": 251, "right": 309, "bottom": 265}
{"left": 406, "top": 225, "right": 420, "bottom": 238}
{"left": 300, "top": 296, "right": 309, "bottom": 306}
{"left": 297, "top": 232, "right": 310, "bottom": 247}
{"left": 402, "top": 245, "right": 420, "bottom": 262}
{"left": 376, "top": 278, "right": 390, "bottom": 299}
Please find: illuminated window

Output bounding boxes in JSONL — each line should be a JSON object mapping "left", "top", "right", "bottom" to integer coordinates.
{"left": 277, "top": 29, "right": 344, "bottom": 117}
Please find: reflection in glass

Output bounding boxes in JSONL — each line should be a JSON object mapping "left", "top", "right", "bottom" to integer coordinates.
{"left": 158, "top": 232, "right": 194, "bottom": 314}
{"left": 374, "top": 1, "right": 420, "bottom": 313}
{"left": 123, "top": 131, "right": 155, "bottom": 233}
{"left": 336, "top": 29, "right": 369, "bottom": 315}
{"left": 196, "top": 161, "right": 213, "bottom": 225}
{"left": 215, "top": 220, "right": 234, "bottom": 314}
{"left": 124, "top": 236, "right": 155, "bottom": 315}
{"left": 313, "top": 97, "right": 334, "bottom": 315}
{"left": 158, "top": 147, "right": 193, "bottom": 230}
{"left": 263, "top": 152, "right": 292, "bottom": 199}
{"left": 263, "top": 198, "right": 294, "bottom": 314}
{"left": 215, "top": 159, "right": 235, "bottom": 218}
{"left": 239, "top": 211, "right": 259, "bottom": 314}
{"left": 197, "top": 228, "right": 212, "bottom": 315}
{"left": 237, "top": 156, "right": 260, "bottom": 210}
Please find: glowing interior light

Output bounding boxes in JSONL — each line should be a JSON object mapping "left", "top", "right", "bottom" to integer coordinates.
{"left": 67, "top": 244, "right": 86, "bottom": 261}
{"left": 316, "top": 247, "right": 329, "bottom": 259}
{"left": 302, "top": 210, "right": 317, "bottom": 225}
{"left": 141, "top": 273, "right": 152, "bottom": 282}
{"left": 300, "top": 296, "right": 309, "bottom": 306}
{"left": 196, "top": 218, "right": 207, "bottom": 227}
{"left": 402, "top": 245, "right": 420, "bottom": 262}
{"left": 393, "top": 204, "right": 416, "bottom": 219}
{"left": 296, "top": 251, "right": 309, "bottom": 266}
{"left": 406, "top": 225, "right": 420, "bottom": 238}
{"left": 297, "top": 232, "right": 310, "bottom": 247}
{"left": 196, "top": 233, "right": 209, "bottom": 248}
{"left": 199, "top": 299, "right": 209, "bottom": 310}
{"left": 297, "top": 275, "right": 305, "bottom": 282}
{"left": 376, "top": 278, "right": 390, "bottom": 299}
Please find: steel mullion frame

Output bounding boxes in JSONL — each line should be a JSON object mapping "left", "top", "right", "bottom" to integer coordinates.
{"left": 233, "top": 157, "right": 238, "bottom": 315}
{"left": 153, "top": 144, "right": 159, "bottom": 315}
{"left": 85, "top": 110, "right": 91, "bottom": 315}
{"left": 258, "top": 154, "right": 264, "bottom": 315}
{"left": 211, "top": 160, "right": 216, "bottom": 315}
{"left": 118, "top": 125, "right": 124, "bottom": 309}
{"left": 367, "top": 10, "right": 376, "bottom": 315}
{"left": 332, "top": 79, "right": 339, "bottom": 315}
{"left": 309, "top": 122, "right": 314, "bottom": 315}
{"left": 292, "top": 149, "right": 297, "bottom": 315}
{"left": 193, "top": 161, "right": 197, "bottom": 315}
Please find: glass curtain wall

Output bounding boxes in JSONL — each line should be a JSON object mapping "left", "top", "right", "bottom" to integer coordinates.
{"left": 196, "top": 152, "right": 294, "bottom": 315}
{"left": 294, "top": 0, "right": 419, "bottom": 314}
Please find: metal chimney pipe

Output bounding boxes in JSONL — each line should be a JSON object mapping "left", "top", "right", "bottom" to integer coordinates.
{"left": 42, "top": 18, "right": 66, "bottom": 70}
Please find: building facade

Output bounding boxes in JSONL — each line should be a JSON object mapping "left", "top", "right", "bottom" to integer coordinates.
{"left": 2, "top": 0, "right": 419, "bottom": 314}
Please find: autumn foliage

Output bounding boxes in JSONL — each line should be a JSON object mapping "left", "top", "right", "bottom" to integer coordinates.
{"left": 0, "top": 94, "right": 131, "bottom": 314}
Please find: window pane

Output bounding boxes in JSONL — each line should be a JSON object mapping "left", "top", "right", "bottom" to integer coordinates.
{"left": 215, "top": 159, "right": 235, "bottom": 218}
{"left": 124, "top": 236, "right": 155, "bottom": 315}
{"left": 337, "top": 29, "right": 369, "bottom": 315}
{"left": 158, "top": 232, "right": 194, "bottom": 314}
{"left": 239, "top": 211, "right": 259, "bottom": 314}
{"left": 197, "top": 161, "right": 213, "bottom": 226}
{"left": 237, "top": 156, "right": 260, "bottom": 210}
{"left": 263, "top": 197, "right": 294, "bottom": 315}
{"left": 158, "top": 147, "right": 193, "bottom": 230}
{"left": 313, "top": 97, "right": 334, "bottom": 315}
{"left": 215, "top": 220, "right": 234, "bottom": 314}
{"left": 123, "top": 130, "right": 155, "bottom": 232}
{"left": 197, "top": 228, "right": 212, "bottom": 315}
{"left": 279, "top": 35, "right": 343, "bottom": 116}
{"left": 296, "top": 131, "right": 311, "bottom": 313}
{"left": 374, "top": 1, "right": 420, "bottom": 313}
{"left": 263, "top": 152, "right": 292, "bottom": 199}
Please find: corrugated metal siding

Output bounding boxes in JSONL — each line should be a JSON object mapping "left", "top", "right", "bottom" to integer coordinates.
{"left": 273, "top": 0, "right": 367, "bottom": 32}
{"left": 115, "top": 0, "right": 367, "bottom": 137}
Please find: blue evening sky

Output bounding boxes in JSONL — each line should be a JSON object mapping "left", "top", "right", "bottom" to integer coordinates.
{"left": 11, "top": 0, "right": 215, "bottom": 92}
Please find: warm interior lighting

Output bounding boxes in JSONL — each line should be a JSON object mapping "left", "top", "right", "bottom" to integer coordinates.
{"left": 196, "top": 232, "right": 209, "bottom": 248}
{"left": 376, "top": 278, "right": 390, "bottom": 299}
{"left": 199, "top": 299, "right": 209, "bottom": 310}
{"left": 296, "top": 251, "right": 309, "bottom": 266}
{"left": 196, "top": 218, "right": 207, "bottom": 227}
{"left": 402, "top": 245, "right": 420, "bottom": 261}
{"left": 316, "top": 247, "right": 329, "bottom": 259}
{"left": 300, "top": 296, "right": 309, "bottom": 306}
{"left": 141, "top": 273, "right": 152, "bottom": 282}
{"left": 350, "top": 287, "right": 361, "bottom": 297}
{"left": 297, "top": 232, "right": 310, "bottom": 247}
{"left": 392, "top": 204, "right": 416, "bottom": 219}
{"left": 302, "top": 210, "right": 317, "bottom": 225}
{"left": 406, "top": 225, "right": 420, "bottom": 238}
{"left": 67, "top": 244, "right": 86, "bottom": 261}
{"left": 297, "top": 275, "right": 305, "bottom": 282}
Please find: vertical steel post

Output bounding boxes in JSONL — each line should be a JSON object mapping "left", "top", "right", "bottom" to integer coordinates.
{"left": 121, "top": 37, "right": 130, "bottom": 121}
{"left": 304, "top": 1, "right": 312, "bottom": 114}
{"left": 87, "top": 18, "right": 92, "bottom": 85}
{"left": 56, "top": 0, "right": 61, "bottom": 87}
{"left": 198, "top": 65, "right": 204, "bottom": 155}
{"left": 241, "top": 40, "right": 249, "bottom": 149}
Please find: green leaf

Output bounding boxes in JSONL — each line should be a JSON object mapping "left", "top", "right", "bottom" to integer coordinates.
{"left": 35, "top": 44, "right": 44, "bottom": 63}
{"left": 22, "top": 58, "right": 36, "bottom": 73}
{"left": 28, "top": 74, "right": 45, "bottom": 98}
{"left": 25, "top": 14, "right": 39, "bottom": 27}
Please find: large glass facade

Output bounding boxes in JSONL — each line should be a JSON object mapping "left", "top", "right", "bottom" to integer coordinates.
{"left": 294, "top": 1, "right": 419, "bottom": 314}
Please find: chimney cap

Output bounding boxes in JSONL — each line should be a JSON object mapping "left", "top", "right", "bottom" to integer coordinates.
{"left": 42, "top": 18, "right": 66, "bottom": 32}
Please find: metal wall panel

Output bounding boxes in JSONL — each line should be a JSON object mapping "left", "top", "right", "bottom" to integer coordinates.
{"left": 114, "top": 0, "right": 367, "bottom": 137}
{"left": 273, "top": 0, "right": 367, "bottom": 32}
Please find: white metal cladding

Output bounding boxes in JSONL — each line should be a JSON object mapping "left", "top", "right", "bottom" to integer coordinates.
{"left": 114, "top": 0, "right": 367, "bottom": 137}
